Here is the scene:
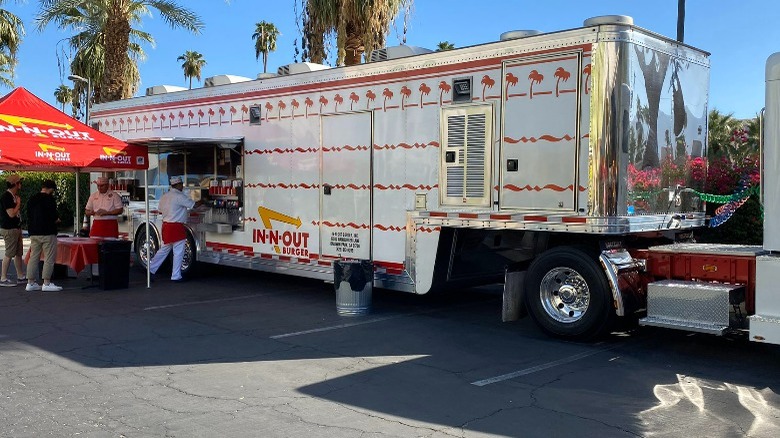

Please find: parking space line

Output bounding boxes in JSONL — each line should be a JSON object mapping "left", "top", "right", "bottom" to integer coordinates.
{"left": 144, "top": 293, "right": 271, "bottom": 311}
{"left": 270, "top": 311, "right": 429, "bottom": 339}
{"left": 470, "top": 343, "right": 623, "bottom": 386}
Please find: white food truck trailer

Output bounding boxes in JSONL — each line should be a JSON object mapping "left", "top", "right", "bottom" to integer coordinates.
{"left": 90, "top": 15, "right": 780, "bottom": 344}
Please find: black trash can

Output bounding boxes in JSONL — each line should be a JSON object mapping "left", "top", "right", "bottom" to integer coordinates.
{"left": 334, "top": 259, "right": 373, "bottom": 316}
{"left": 98, "top": 240, "right": 132, "bottom": 290}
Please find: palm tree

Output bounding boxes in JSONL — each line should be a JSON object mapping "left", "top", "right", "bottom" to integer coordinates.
{"left": 505, "top": 72, "right": 518, "bottom": 100}
{"left": 634, "top": 45, "right": 671, "bottom": 168}
{"left": 177, "top": 50, "right": 206, "bottom": 89}
{"left": 37, "top": 0, "right": 203, "bottom": 103}
{"left": 436, "top": 41, "right": 454, "bottom": 52}
{"left": 677, "top": 0, "right": 685, "bottom": 43}
{"left": 252, "top": 21, "right": 279, "bottom": 74}
{"left": 553, "top": 67, "right": 570, "bottom": 97}
{"left": 54, "top": 84, "right": 72, "bottom": 111}
{"left": 707, "top": 109, "right": 737, "bottom": 159}
{"left": 0, "top": 3, "right": 25, "bottom": 87}
{"left": 300, "top": 0, "right": 412, "bottom": 66}
{"left": 37, "top": 1, "right": 153, "bottom": 112}
{"left": 528, "top": 70, "right": 543, "bottom": 99}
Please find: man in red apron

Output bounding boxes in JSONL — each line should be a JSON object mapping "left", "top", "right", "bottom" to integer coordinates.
{"left": 148, "top": 176, "right": 203, "bottom": 282}
{"left": 85, "top": 176, "right": 124, "bottom": 238}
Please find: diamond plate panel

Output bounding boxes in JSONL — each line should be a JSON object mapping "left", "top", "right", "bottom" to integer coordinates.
{"left": 646, "top": 280, "right": 736, "bottom": 327}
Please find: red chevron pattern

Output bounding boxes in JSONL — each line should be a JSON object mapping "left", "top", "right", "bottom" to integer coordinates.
{"left": 245, "top": 147, "right": 318, "bottom": 155}
{"left": 310, "top": 221, "right": 408, "bottom": 232}
{"left": 503, "top": 134, "right": 574, "bottom": 143}
{"left": 374, "top": 183, "right": 438, "bottom": 191}
{"left": 373, "top": 141, "right": 440, "bottom": 150}
{"left": 417, "top": 226, "right": 441, "bottom": 233}
{"left": 503, "top": 184, "right": 587, "bottom": 192}
{"left": 374, "top": 224, "right": 406, "bottom": 232}
{"left": 245, "top": 183, "right": 319, "bottom": 189}
{"left": 322, "top": 145, "right": 370, "bottom": 152}
{"left": 320, "top": 221, "right": 370, "bottom": 229}
{"left": 330, "top": 184, "right": 370, "bottom": 190}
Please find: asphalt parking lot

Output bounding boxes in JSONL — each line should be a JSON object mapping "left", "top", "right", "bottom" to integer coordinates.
{"left": 1, "top": 263, "right": 779, "bottom": 437}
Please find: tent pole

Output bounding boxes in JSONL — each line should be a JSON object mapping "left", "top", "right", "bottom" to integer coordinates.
{"left": 145, "top": 170, "right": 150, "bottom": 288}
{"left": 74, "top": 170, "right": 80, "bottom": 236}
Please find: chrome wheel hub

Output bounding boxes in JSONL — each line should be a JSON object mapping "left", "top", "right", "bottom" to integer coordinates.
{"left": 539, "top": 267, "right": 590, "bottom": 323}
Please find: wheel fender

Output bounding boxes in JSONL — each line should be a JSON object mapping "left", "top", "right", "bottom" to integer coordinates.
{"left": 183, "top": 224, "right": 200, "bottom": 254}
{"left": 134, "top": 222, "right": 160, "bottom": 246}
{"left": 599, "top": 249, "right": 647, "bottom": 317}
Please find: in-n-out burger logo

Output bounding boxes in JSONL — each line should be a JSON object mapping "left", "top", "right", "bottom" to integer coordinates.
{"left": 252, "top": 206, "right": 310, "bottom": 257}
{"left": 35, "top": 143, "right": 71, "bottom": 162}
{"left": 0, "top": 114, "right": 94, "bottom": 141}
{"left": 100, "top": 147, "right": 132, "bottom": 164}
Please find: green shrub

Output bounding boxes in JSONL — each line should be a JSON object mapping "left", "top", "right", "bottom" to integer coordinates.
{"left": 12, "top": 172, "right": 91, "bottom": 231}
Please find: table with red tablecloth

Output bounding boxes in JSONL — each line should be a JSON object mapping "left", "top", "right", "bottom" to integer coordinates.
{"left": 25, "top": 237, "right": 99, "bottom": 273}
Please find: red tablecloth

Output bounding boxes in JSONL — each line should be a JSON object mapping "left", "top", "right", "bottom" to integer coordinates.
{"left": 25, "top": 237, "right": 99, "bottom": 273}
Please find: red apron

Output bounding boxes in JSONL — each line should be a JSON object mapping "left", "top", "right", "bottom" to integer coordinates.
{"left": 161, "top": 222, "right": 187, "bottom": 244}
{"left": 90, "top": 219, "right": 119, "bottom": 238}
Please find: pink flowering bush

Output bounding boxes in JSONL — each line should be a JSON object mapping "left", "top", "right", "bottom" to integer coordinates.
{"left": 697, "top": 125, "right": 762, "bottom": 244}
{"left": 661, "top": 155, "right": 687, "bottom": 188}
{"left": 627, "top": 163, "right": 661, "bottom": 192}
{"left": 688, "top": 156, "right": 707, "bottom": 190}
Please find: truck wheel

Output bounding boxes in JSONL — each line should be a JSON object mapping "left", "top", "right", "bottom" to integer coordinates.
{"left": 524, "top": 246, "right": 613, "bottom": 340}
{"left": 134, "top": 228, "right": 196, "bottom": 276}
{"left": 134, "top": 226, "right": 159, "bottom": 270}
{"left": 180, "top": 232, "right": 197, "bottom": 276}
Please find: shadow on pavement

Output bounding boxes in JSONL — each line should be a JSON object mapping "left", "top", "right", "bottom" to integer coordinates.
{"left": 1, "top": 263, "right": 779, "bottom": 436}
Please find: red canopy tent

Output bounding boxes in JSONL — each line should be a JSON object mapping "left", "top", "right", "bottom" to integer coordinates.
{"left": 0, "top": 88, "right": 153, "bottom": 288}
{"left": 0, "top": 87, "right": 147, "bottom": 171}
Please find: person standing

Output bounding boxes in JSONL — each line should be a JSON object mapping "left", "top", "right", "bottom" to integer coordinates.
{"left": 25, "top": 180, "right": 61, "bottom": 292}
{"left": 0, "top": 174, "right": 26, "bottom": 286}
{"left": 84, "top": 176, "right": 124, "bottom": 238}
{"left": 149, "top": 176, "right": 203, "bottom": 282}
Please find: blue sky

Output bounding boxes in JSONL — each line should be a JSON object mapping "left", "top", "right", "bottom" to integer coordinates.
{"left": 6, "top": 0, "right": 777, "bottom": 119}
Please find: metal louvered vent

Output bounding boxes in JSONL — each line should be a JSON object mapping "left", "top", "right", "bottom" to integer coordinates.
{"left": 446, "top": 167, "right": 465, "bottom": 197}
{"left": 465, "top": 114, "right": 486, "bottom": 197}
{"left": 440, "top": 106, "right": 492, "bottom": 206}
{"left": 446, "top": 114, "right": 466, "bottom": 198}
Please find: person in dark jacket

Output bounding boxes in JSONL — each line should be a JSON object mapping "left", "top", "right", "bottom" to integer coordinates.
{"left": 25, "top": 180, "right": 61, "bottom": 292}
{"left": 0, "top": 174, "right": 26, "bottom": 286}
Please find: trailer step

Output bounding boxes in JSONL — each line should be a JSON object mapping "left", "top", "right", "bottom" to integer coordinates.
{"left": 639, "top": 316, "right": 728, "bottom": 335}
{"left": 639, "top": 280, "right": 743, "bottom": 335}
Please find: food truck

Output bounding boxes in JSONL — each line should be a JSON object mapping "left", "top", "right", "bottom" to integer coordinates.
{"left": 91, "top": 15, "right": 780, "bottom": 344}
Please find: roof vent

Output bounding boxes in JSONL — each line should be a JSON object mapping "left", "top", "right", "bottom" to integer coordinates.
{"left": 500, "top": 30, "right": 542, "bottom": 41}
{"left": 369, "top": 45, "right": 433, "bottom": 62}
{"left": 256, "top": 72, "right": 278, "bottom": 79}
{"left": 203, "top": 75, "right": 252, "bottom": 87}
{"left": 277, "top": 62, "right": 331, "bottom": 76}
{"left": 583, "top": 15, "right": 634, "bottom": 27}
{"left": 145, "top": 85, "right": 187, "bottom": 96}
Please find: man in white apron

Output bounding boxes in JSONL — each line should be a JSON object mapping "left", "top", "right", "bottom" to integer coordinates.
{"left": 148, "top": 176, "right": 203, "bottom": 281}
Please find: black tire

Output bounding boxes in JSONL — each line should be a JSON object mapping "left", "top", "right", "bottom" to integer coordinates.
{"left": 134, "top": 225, "right": 159, "bottom": 271}
{"left": 134, "top": 226, "right": 197, "bottom": 277}
{"left": 524, "top": 246, "right": 613, "bottom": 340}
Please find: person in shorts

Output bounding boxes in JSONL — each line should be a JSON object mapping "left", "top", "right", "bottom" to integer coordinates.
{"left": 0, "top": 174, "right": 25, "bottom": 286}
{"left": 25, "top": 179, "right": 61, "bottom": 292}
